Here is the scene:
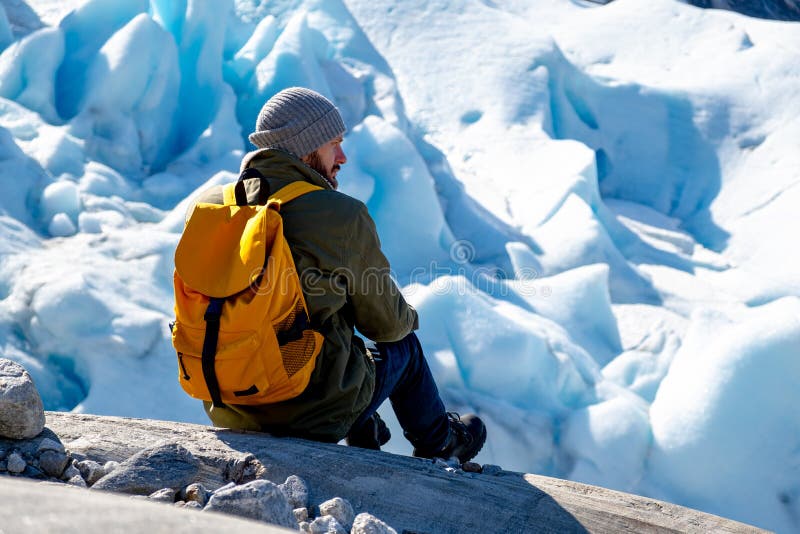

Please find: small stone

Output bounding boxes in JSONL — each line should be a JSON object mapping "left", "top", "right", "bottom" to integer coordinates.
{"left": 240, "top": 457, "right": 266, "bottom": 482}
{"left": 77, "top": 460, "right": 106, "bottom": 486}
{"left": 294, "top": 507, "right": 309, "bottom": 523}
{"left": 149, "top": 488, "right": 178, "bottom": 503}
{"left": 299, "top": 521, "right": 312, "bottom": 533}
{"left": 38, "top": 450, "right": 69, "bottom": 477}
{"left": 434, "top": 457, "right": 460, "bottom": 470}
{"left": 203, "top": 479, "right": 295, "bottom": 528}
{"left": 307, "top": 516, "right": 346, "bottom": 534}
{"left": 67, "top": 450, "right": 87, "bottom": 463}
{"left": 62, "top": 463, "right": 81, "bottom": 481}
{"left": 462, "top": 461, "right": 482, "bottom": 473}
{"left": 213, "top": 481, "right": 235, "bottom": 494}
{"left": 279, "top": 474, "right": 309, "bottom": 509}
{"left": 181, "top": 482, "right": 209, "bottom": 507}
{"left": 92, "top": 443, "right": 200, "bottom": 495}
{"left": 103, "top": 460, "right": 120, "bottom": 473}
{"left": 351, "top": 512, "right": 398, "bottom": 534}
{"left": 225, "top": 454, "right": 267, "bottom": 484}
{"left": 6, "top": 452, "right": 26, "bottom": 474}
{"left": 481, "top": 464, "right": 503, "bottom": 476}
{"left": 318, "top": 497, "right": 355, "bottom": 531}
{"left": 173, "top": 500, "right": 186, "bottom": 507}
{"left": 23, "top": 465, "right": 46, "bottom": 479}
{"left": 0, "top": 359, "right": 45, "bottom": 439}
{"left": 67, "top": 475, "right": 87, "bottom": 488}
{"left": 184, "top": 501, "right": 203, "bottom": 510}
{"left": 37, "top": 438, "right": 65, "bottom": 455}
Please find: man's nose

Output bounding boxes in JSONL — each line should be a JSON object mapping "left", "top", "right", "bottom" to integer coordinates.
{"left": 335, "top": 145, "right": 347, "bottom": 165}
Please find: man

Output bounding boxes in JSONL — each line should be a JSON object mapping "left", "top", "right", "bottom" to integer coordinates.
{"left": 198, "top": 87, "right": 486, "bottom": 463}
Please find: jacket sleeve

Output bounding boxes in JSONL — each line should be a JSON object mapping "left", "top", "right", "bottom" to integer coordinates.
{"left": 342, "top": 202, "right": 419, "bottom": 342}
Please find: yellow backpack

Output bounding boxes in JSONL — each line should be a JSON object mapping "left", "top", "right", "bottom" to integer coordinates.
{"left": 172, "top": 171, "right": 324, "bottom": 407}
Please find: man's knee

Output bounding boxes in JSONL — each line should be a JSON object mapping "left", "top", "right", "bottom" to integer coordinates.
{"left": 376, "top": 331, "right": 422, "bottom": 356}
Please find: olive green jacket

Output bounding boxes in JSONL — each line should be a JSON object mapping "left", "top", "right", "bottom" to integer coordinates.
{"left": 194, "top": 149, "right": 418, "bottom": 441}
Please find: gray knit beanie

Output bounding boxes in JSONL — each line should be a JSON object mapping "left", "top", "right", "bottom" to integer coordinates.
{"left": 248, "top": 87, "right": 346, "bottom": 158}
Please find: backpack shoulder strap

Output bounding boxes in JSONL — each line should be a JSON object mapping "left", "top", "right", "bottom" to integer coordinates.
{"left": 221, "top": 182, "right": 239, "bottom": 206}
{"left": 269, "top": 181, "right": 323, "bottom": 210}
{"left": 222, "top": 168, "right": 270, "bottom": 206}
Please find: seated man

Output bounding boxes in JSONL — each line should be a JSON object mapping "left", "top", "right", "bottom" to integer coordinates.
{"left": 196, "top": 87, "right": 486, "bottom": 463}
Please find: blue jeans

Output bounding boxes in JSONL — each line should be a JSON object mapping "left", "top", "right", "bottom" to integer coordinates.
{"left": 351, "top": 332, "right": 450, "bottom": 451}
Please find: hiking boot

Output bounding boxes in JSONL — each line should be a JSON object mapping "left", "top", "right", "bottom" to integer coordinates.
{"left": 413, "top": 412, "right": 486, "bottom": 464}
{"left": 346, "top": 412, "right": 391, "bottom": 450}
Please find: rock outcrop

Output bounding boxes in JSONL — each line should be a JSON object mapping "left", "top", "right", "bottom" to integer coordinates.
{"left": 0, "top": 359, "right": 766, "bottom": 533}
{"left": 17, "top": 412, "right": 761, "bottom": 533}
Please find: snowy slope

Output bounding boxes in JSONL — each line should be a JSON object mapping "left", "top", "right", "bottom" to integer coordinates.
{"left": 0, "top": 0, "right": 798, "bottom": 531}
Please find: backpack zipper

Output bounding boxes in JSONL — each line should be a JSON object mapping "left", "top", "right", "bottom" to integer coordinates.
{"left": 177, "top": 353, "right": 190, "bottom": 380}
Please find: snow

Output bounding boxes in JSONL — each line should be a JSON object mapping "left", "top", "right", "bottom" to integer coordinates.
{"left": 562, "top": 391, "right": 652, "bottom": 492}
{"left": 0, "top": 0, "right": 798, "bottom": 531}
{"left": 40, "top": 180, "right": 81, "bottom": 220}
{"left": 649, "top": 297, "right": 800, "bottom": 528}
{"left": 46, "top": 212, "right": 74, "bottom": 236}
{"left": 72, "top": 12, "right": 180, "bottom": 175}
{"left": 0, "top": 26, "right": 63, "bottom": 122}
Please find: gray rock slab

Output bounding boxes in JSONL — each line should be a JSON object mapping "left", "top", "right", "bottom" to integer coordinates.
{"left": 0, "top": 476, "right": 294, "bottom": 533}
{"left": 351, "top": 512, "right": 398, "bottom": 534}
{"left": 45, "top": 412, "right": 767, "bottom": 534}
{"left": 204, "top": 479, "right": 296, "bottom": 529}
{"left": 92, "top": 443, "right": 199, "bottom": 495}
{"left": 0, "top": 359, "right": 45, "bottom": 439}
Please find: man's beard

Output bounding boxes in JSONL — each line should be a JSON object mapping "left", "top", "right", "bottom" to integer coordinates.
{"left": 304, "top": 151, "right": 339, "bottom": 189}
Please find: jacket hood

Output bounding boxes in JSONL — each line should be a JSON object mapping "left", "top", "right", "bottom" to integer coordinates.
{"left": 240, "top": 148, "right": 333, "bottom": 191}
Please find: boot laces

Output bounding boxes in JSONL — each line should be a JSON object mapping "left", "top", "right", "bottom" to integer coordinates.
{"left": 447, "top": 412, "right": 473, "bottom": 446}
